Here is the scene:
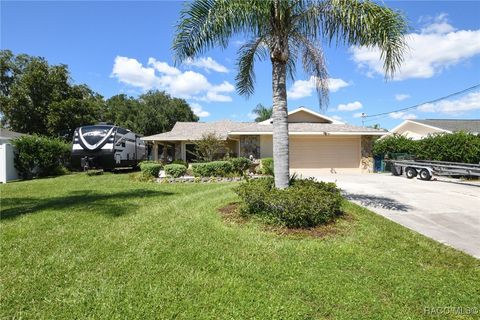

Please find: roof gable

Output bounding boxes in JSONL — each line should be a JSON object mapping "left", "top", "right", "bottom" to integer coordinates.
{"left": 412, "top": 119, "right": 480, "bottom": 133}
{"left": 259, "top": 107, "right": 344, "bottom": 125}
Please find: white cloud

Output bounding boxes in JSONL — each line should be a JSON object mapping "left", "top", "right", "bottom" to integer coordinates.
{"left": 417, "top": 91, "right": 480, "bottom": 114}
{"left": 190, "top": 102, "right": 210, "bottom": 118}
{"left": 351, "top": 14, "right": 480, "bottom": 80}
{"left": 148, "top": 58, "right": 181, "bottom": 75}
{"left": 353, "top": 112, "right": 364, "bottom": 118}
{"left": 185, "top": 57, "right": 229, "bottom": 73}
{"left": 420, "top": 13, "right": 456, "bottom": 34}
{"left": 330, "top": 115, "right": 343, "bottom": 121}
{"left": 390, "top": 111, "right": 417, "bottom": 120}
{"left": 287, "top": 76, "right": 350, "bottom": 99}
{"left": 395, "top": 94, "right": 410, "bottom": 101}
{"left": 337, "top": 101, "right": 362, "bottom": 111}
{"left": 111, "top": 56, "right": 158, "bottom": 89}
{"left": 247, "top": 112, "right": 257, "bottom": 120}
{"left": 111, "top": 56, "right": 234, "bottom": 102}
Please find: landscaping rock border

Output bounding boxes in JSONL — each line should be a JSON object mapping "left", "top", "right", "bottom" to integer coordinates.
{"left": 156, "top": 175, "right": 268, "bottom": 184}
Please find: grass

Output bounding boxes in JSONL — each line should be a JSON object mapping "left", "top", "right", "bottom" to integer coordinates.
{"left": 1, "top": 173, "right": 479, "bottom": 319}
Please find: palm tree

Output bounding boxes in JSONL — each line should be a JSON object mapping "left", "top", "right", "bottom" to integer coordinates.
{"left": 174, "top": 0, "right": 407, "bottom": 188}
{"left": 252, "top": 103, "right": 273, "bottom": 122}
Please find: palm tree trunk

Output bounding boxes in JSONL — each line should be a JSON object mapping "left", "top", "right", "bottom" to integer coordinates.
{"left": 271, "top": 60, "right": 289, "bottom": 189}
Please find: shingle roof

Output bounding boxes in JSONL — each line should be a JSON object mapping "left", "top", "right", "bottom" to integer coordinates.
{"left": 142, "top": 120, "right": 386, "bottom": 141}
{"left": 229, "top": 122, "right": 385, "bottom": 133}
{"left": 142, "top": 121, "right": 250, "bottom": 141}
{"left": 412, "top": 119, "right": 480, "bottom": 133}
{"left": 0, "top": 128, "right": 26, "bottom": 140}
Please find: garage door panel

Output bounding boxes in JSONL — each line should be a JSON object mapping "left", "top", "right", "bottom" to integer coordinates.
{"left": 289, "top": 136, "right": 360, "bottom": 169}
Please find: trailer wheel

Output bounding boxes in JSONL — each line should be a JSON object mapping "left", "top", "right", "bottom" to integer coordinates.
{"left": 405, "top": 167, "right": 417, "bottom": 179}
{"left": 419, "top": 169, "right": 432, "bottom": 181}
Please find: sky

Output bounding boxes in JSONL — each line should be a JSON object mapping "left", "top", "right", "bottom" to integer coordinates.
{"left": 2, "top": 0, "right": 480, "bottom": 129}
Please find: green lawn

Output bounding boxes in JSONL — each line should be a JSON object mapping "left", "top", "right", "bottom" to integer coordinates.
{"left": 1, "top": 174, "right": 479, "bottom": 319}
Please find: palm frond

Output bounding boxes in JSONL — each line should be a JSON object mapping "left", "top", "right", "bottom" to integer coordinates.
{"left": 173, "top": 0, "right": 271, "bottom": 63}
{"left": 297, "top": 0, "right": 408, "bottom": 78}
{"left": 292, "top": 32, "right": 329, "bottom": 107}
{"left": 235, "top": 36, "right": 269, "bottom": 96}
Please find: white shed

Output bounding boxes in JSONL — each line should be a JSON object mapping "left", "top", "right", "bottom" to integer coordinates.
{"left": 0, "top": 128, "right": 25, "bottom": 183}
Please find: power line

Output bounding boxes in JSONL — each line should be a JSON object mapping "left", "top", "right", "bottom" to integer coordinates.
{"left": 364, "top": 84, "right": 480, "bottom": 119}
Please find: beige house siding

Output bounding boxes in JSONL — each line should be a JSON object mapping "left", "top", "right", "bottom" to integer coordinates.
{"left": 289, "top": 136, "right": 361, "bottom": 173}
{"left": 288, "top": 110, "right": 330, "bottom": 123}
{"left": 394, "top": 121, "right": 446, "bottom": 140}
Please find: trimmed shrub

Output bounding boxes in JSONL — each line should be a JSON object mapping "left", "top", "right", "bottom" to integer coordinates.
{"left": 417, "top": 132, "right": 480, "bottom": 164}
{"left": 373, "top": 132, "right": 480, "bottom": 164}
{"left": 229, "top": 157, "right": 252, "bottom": 174}
{"left": 140, "top": 162, "right": 162, "bottom": 178}
{"left": 260, "top": 157, "right": 274, "bottom": 175}
{"left": 234, "top": 177, "right": 343, "bottom": 228}
{"left": 139, "top": 160, "right": 163, "bottom": 167}
{"left": 164, "top": 164, "right": 187, "bottom": 178}
{"left": 12, "top": 135, "right": 71, "bottom": 179}
{"left": 191, "top": 161, "right": 234, "bottom": 177}
{"left": 171, "top": 159, "right": 188, "bottom": 167}
{"left": 372, "top": 134, "right": 417, "bottom": 157}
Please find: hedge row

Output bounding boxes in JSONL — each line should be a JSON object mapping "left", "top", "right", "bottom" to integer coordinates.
{"left": 164, "top": 164, "right": 187, "bottom": 178}
{"left": 191, "top": 157, "right": 252, "bottom": 177}
{"left": 373, "top": 132, "right": 480, "bottom": 164}
{"left": 13, "top": 135, "right": 71, "bottom": 179}
{"left": 234, "top": 177, "right": 343, "bottom": 228}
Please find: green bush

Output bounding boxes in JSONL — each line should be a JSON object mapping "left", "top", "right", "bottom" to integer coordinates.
{"left": 12, "top": 135, "right": 71, "bottom": 179}
{"left": 373, "top": 132, "right": 480, "bottom": 164}
{"left": 372, "top": 134, "right": 417, "bottom": 157}
{"left": 229, "top": 157, "right": 252, "bottom": 174}
{"left": 171, "top": 159, "right": 188, "bottom": 167}
{"left": 417, "top": 132, "right": 480, "bottom": 164}
{"left": 164, "top": 164, "right": 187, "bottom": 178}
{"left": 139, "top": 160, "right": 163, "bottom": 168}
{"left": 260, "top": 158, "right": 274, "bottom": 175}
{"left": 191, "top": 161, "right": 234, "bottom": 177}
{"left": 140, "top": 162, "right": 162, "bottom": 178}
{"left": 234, "top": 177, "right": 343, "bottom": 228}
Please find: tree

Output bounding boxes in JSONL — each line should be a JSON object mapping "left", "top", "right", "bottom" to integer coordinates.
{"left": 174, "top": 0, "right": 407, "bottom": 188}
{"left": 252, "top": 103, "right": 273, "bottom": 122}
{"left": 0, "top": 50, "right": 104, "bottom": 139}
{"left": 105, "top": 90, "right": 199, "bottom": 136}
{"left": 187, "top": 132, "right": 227, "bottom": 162}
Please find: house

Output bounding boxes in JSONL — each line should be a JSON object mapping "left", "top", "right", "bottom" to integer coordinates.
{"left": 0, "top": 128, "right": 25, "bottom": 183}
{"left": 142, "top": 107, "right": 387, "bottom": 173}
{"left": 390, "top": 119, "right": 480, "bottom": 140}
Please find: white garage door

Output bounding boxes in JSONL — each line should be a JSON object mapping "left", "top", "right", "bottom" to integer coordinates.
{"left": 290, "top": 136, "right": 361, "bottom": 172}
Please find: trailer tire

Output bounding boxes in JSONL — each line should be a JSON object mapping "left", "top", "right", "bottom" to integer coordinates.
{"left": 419, "top": 169, "right": 432, "bottom": 181}
{"left": 405, "top": 167, "right": 417, "bottom": 179}
{"left": 391, "top": 165, "right": 403, "bottom": 176}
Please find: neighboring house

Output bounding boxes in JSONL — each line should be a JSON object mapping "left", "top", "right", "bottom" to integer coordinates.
{"left": 390, "top": 119, "right": 480, "bottom": 140}
{"left": 142, "top": 107, "right": 387, "bottom": 173}
{"left": 0, "top": 128, "right": 25, "bottom": 183}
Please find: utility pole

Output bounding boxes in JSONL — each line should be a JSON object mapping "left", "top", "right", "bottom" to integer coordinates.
{"left": 361, "top": 113, "right": 366, "bottom": 127}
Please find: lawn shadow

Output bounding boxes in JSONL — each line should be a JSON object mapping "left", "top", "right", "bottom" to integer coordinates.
{"left": 344, "top": 193, "right": 411, "bottom": 212}
{"left": 0, "top": 189, "right": 174, "bottom": 220}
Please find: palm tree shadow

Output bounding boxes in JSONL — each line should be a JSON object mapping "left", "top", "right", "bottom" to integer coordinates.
{"left": 0, "top": 189, "right": 174, "bottom": 220}
{"left": 344, "top": 193, "right": 411, "bottom": 212}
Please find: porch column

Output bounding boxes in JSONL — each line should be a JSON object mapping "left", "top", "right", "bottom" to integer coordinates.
{"left": 180, "top": 142, "right": 186, "bottom": 161}
{"left": 152, "top": 142, "right": 158, "bottom": 161}
{"left": 162, "top": 142, "right": 168, "bottom": 162}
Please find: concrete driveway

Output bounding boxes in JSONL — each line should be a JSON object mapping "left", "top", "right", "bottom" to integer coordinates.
{"left": 306, "top": 173, "right": 480, "bottom": 258}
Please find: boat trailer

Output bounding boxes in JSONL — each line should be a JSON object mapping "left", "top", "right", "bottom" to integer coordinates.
{"left": 389, "top": 160, "right": 480, "bottom": 181}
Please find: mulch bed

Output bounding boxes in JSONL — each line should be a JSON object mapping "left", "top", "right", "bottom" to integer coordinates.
{"left": 218, "top": 202, "right": 356, "bottom": 239}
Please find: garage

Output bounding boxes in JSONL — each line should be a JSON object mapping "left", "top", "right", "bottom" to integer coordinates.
{"left": 289, "top": 136, "right": 361, "bottom": 173}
